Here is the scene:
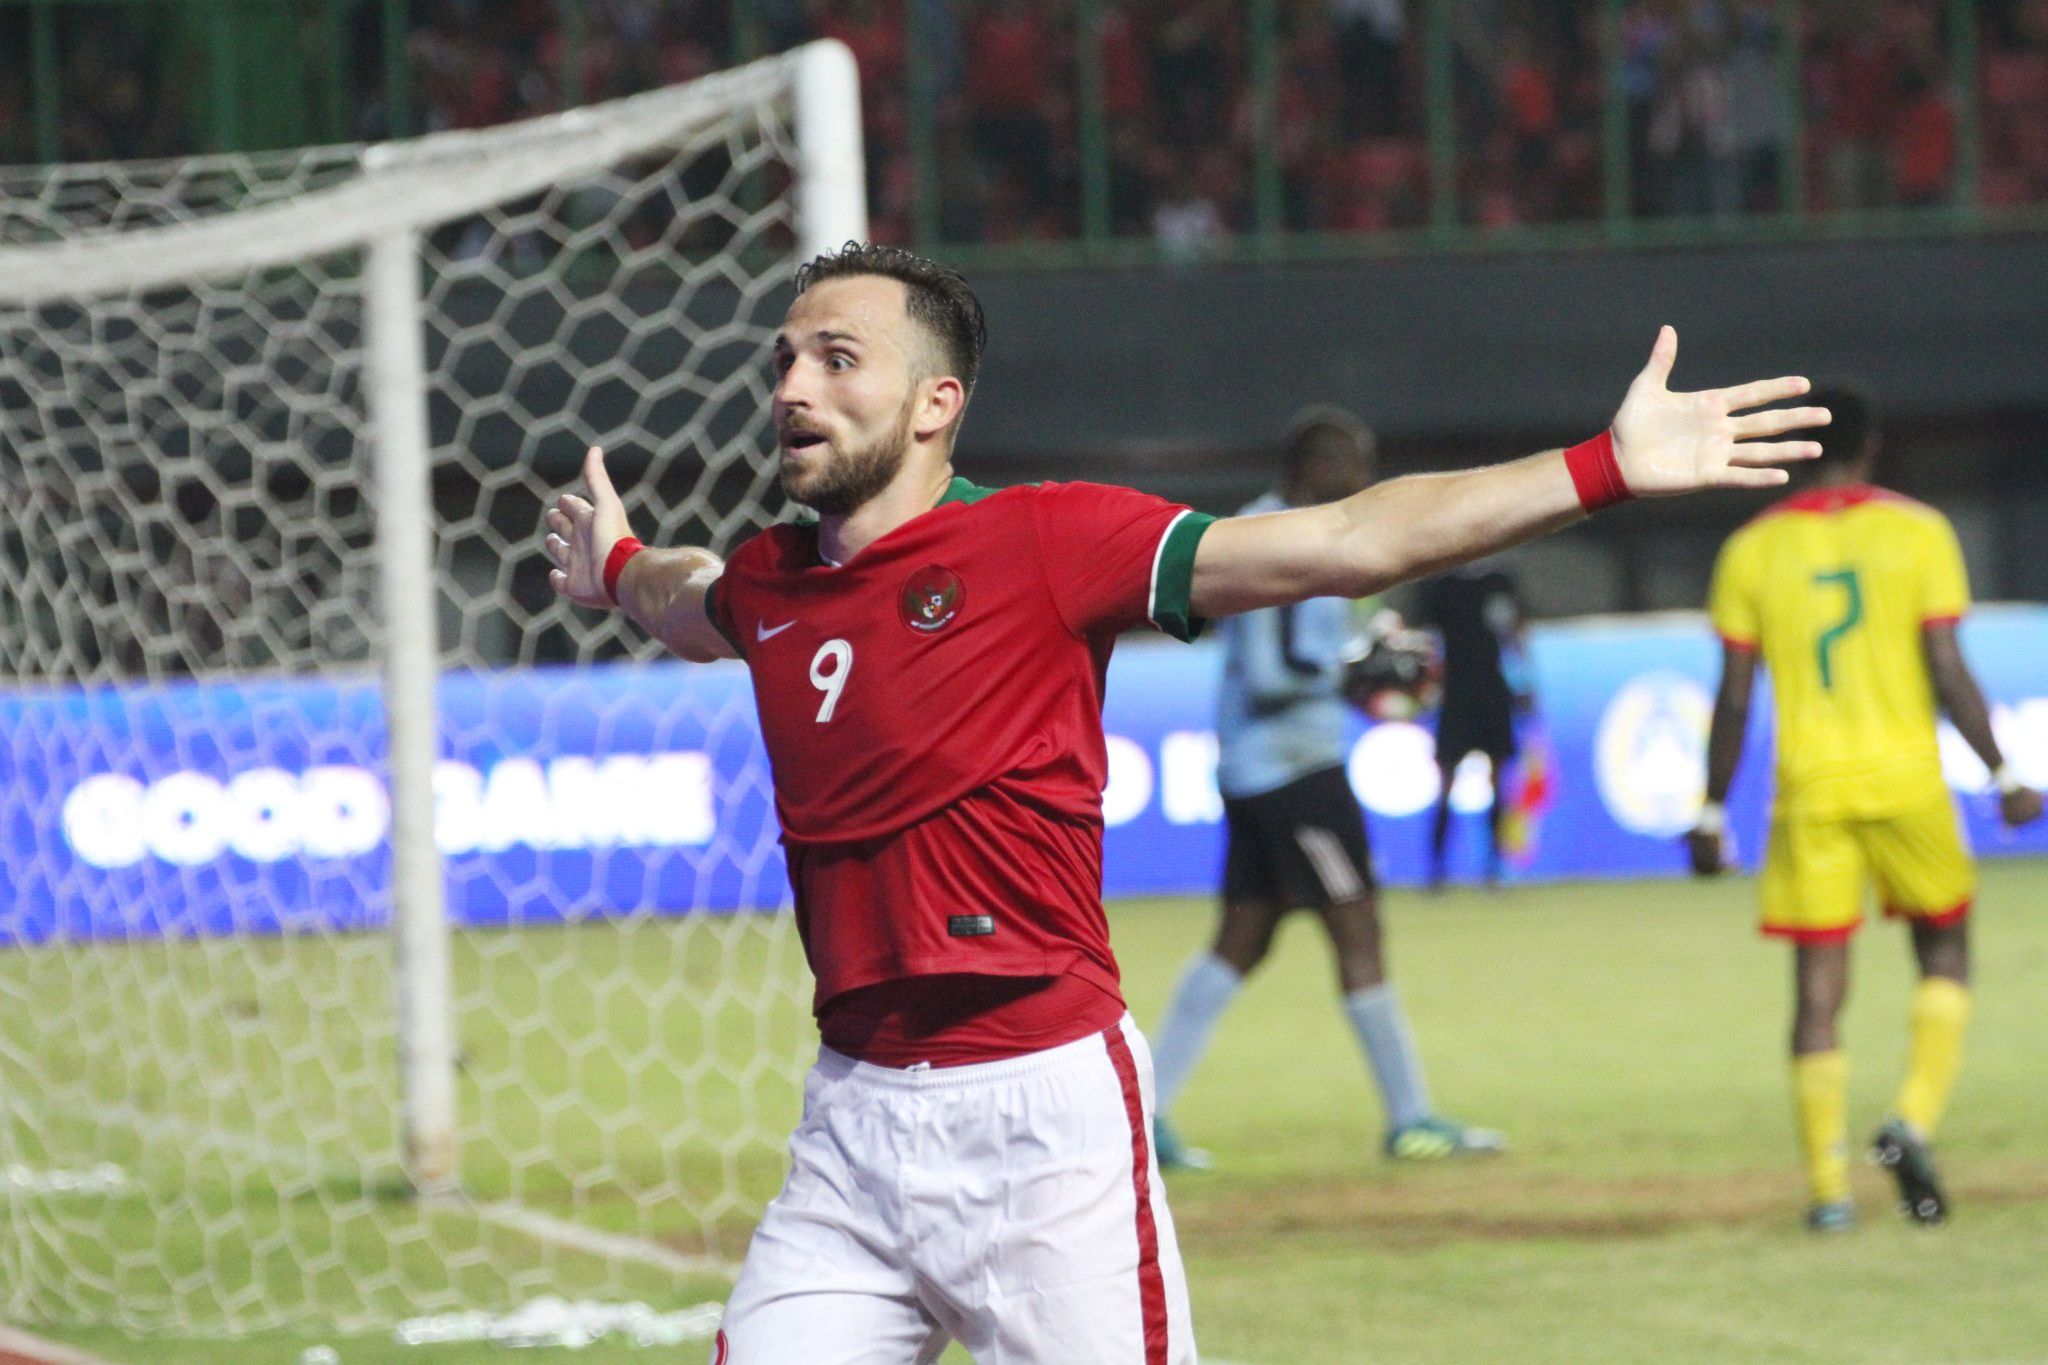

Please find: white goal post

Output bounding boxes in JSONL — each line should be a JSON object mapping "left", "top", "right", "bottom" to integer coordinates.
{"left": 0, "top": 41, "right": 861, "bottom": 1334}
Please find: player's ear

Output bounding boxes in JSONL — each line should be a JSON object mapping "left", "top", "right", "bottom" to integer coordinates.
{"left": 914, "top": 374, "right": 966, "bottom": 443}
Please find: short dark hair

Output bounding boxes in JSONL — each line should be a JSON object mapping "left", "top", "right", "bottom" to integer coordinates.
{"left": 1282, "top": 404, "right": 1377, "bottom": 478}
{"left": 1807, "top": 380, "right": 1878, "bottom": 469}
{"left": 795, "top": 242, "right": 988, "bottom": 396}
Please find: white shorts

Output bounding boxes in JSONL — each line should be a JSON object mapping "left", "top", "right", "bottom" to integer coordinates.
{"left": 714, "top": 1014, "right": 1195, "bottom": 1364}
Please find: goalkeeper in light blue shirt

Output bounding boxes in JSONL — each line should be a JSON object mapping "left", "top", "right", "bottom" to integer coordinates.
{"left": 1149, "top": 406, "right": 1505, "bottom": 1168}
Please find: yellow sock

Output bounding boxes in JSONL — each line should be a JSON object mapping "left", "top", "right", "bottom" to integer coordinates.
{"left": 1893, "top": 976, "right": 1972, "bottom": 1137}
{"left": 1792, "top": 1050, "right": 1850, "bottom": 1205}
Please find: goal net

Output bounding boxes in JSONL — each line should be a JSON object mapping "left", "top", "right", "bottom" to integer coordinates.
{"left": 0, "top": 41, "right": 861, "bottom": 1335}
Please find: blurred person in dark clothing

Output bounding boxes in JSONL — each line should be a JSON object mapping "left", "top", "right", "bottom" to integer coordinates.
{"left": 1417, "top": 559, "right": 1532, "bottom": 887}
{"left": 965, "top": 0, "right": 1058, "bottom": 205}
{"left": 1332, "top": 0, "right": 1407, "bottom": 139}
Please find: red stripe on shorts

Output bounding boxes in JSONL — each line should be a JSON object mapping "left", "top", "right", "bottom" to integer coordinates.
{"left": 1761, "top": 919, "right": 1862, "bottom": 944}
{"left": 1884, "top": 898, "right": 1972, "bottom": 927}
{"left": 1102, "top": 1024, "right": 1169, "bottom": 1365}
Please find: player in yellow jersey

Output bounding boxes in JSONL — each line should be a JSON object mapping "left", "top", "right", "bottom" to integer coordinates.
{"left": 1690, "top": 383, "right": 2041, "bottom": 1232}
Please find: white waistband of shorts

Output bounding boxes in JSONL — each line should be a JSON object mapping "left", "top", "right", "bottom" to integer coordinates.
{"left": 816, "top": 1013, "right": 1135, "bottom": 1091}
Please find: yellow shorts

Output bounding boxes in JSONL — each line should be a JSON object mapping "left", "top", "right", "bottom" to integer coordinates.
{"left": 1760, "top": 794, "right": 1975, "bottom": 944}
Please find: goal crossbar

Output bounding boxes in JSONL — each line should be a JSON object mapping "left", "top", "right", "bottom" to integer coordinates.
{"left": 0, "top": 41, "right": 862, "bottom": 304}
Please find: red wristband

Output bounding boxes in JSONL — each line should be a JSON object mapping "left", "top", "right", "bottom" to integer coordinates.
{"left": 1564, "top": 429, "right": 1631, "bottom": 512}
{"left": 602, "top": 536, "right": 645, "bottom": 604}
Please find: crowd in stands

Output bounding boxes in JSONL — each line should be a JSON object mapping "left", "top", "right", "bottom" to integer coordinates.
{"left": 0, "top": 8, "right": 187, "bottom": 166}
{"left": 3, "top": 0, "right": 2047, "bottom": 246}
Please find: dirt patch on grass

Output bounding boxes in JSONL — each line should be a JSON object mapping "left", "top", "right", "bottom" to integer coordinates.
{"left": 1171, "top": 1160, "right": 2048, "bottom": 1250}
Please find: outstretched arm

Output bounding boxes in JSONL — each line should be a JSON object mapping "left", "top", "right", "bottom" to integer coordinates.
{"left": 1189, "top": 327, "right": 1829, "bottom": 617}
{"left": 1688, "top": 642, "right": 1757, "bottom": 875}
{"left": 541, "top": 445, "right": 738, "bottom": 663}
{"left": 1923, "top": 623, "right": 2042, "bottom": 827}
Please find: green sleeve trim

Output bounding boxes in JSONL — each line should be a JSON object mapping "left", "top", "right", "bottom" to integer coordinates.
{"left": 1149, "top": 510, "right": 1215, "bottom": 642}
{"left": 938, "top": 475, "right": 1023, "bottom": 506}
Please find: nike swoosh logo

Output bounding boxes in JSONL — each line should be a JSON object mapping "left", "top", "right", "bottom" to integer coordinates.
{"left": 756, "top": 620, "right": 796, "bottom": 641}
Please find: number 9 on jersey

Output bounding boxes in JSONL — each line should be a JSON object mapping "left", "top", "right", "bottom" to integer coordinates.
{"left": 810, "top": 639, "right": 853, "bottom": 722}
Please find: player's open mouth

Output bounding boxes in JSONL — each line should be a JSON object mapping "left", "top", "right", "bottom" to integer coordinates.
{"left": 783, "top": 432, "right": 826, "bottom": 452}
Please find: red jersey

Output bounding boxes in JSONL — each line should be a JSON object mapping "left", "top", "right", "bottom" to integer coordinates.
{"left": 705, "top": 478, "right": 1212, "bottom": 1020}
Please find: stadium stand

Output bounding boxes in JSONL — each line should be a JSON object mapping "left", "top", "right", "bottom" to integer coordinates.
{"left": 6, "top": 1, "right": 2048, "bottom": 236}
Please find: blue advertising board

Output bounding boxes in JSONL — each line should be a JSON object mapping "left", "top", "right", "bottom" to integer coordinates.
{"left": 5, "top": 608, "right": 2045, "bottom": 945}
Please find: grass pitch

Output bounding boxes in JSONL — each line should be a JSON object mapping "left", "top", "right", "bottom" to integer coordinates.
{"left": 19, "top": 859, "right": 2048, "bottom": 1363}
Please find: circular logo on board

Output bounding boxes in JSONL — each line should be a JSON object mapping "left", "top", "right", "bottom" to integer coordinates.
{"left": 901, "top": 565, "right": 966, "bottom": 633}
{"left": 1595, "top": 671, "right": 1714, "bottom": 836}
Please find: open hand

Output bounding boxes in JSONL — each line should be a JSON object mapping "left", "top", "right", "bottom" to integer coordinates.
{"left": 543, "top": 445, "right": 634, "bottom": 609}
{"left": 1612, "top": 327, "right": 1831, "bottom": 496}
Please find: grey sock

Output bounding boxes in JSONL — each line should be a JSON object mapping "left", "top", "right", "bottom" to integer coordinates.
{"left": 1345, "top": 983, "right": 1432, "bottom": 1131}
{"left": 1150, "top": 953, "right": 1243, "bottom": 1116}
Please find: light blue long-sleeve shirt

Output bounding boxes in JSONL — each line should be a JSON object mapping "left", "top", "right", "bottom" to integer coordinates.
{"left": 1214, "top": 492, "right": 1355, "bottom": 799}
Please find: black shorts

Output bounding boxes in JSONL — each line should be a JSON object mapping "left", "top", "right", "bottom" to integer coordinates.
{"left": 1435, "top": 700, "right": 1516, "bottom": 766}
{"left": 1221, "top": 765, "right": 1376, "bottom": 909}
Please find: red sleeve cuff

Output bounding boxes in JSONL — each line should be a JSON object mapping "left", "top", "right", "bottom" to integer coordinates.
{"left": 1718, "top": 633, "right": 1757, "bottom": 653}
{"left": 1921, "top": 613, "right": 1965, "bottom": 629}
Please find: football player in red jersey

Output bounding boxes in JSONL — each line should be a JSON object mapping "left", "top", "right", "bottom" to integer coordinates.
{"left": 542, "top": 243, "right": 1827, "bottom": 1364}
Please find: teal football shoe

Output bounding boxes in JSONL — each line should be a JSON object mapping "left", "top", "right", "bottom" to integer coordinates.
{"left": 1153, "top": 1117, "right": 1212, "bottom": 1172}
{"left": 1805, "top": 1199, "right": 1856, "bottom": 1233}
{"left": 1384, "top": 1116, "right": 1507, "bottom": 1161}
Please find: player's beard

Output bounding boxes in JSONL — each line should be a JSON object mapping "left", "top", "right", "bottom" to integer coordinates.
{"left": 782, "top": 397, "right": 916, "bottom": 517}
